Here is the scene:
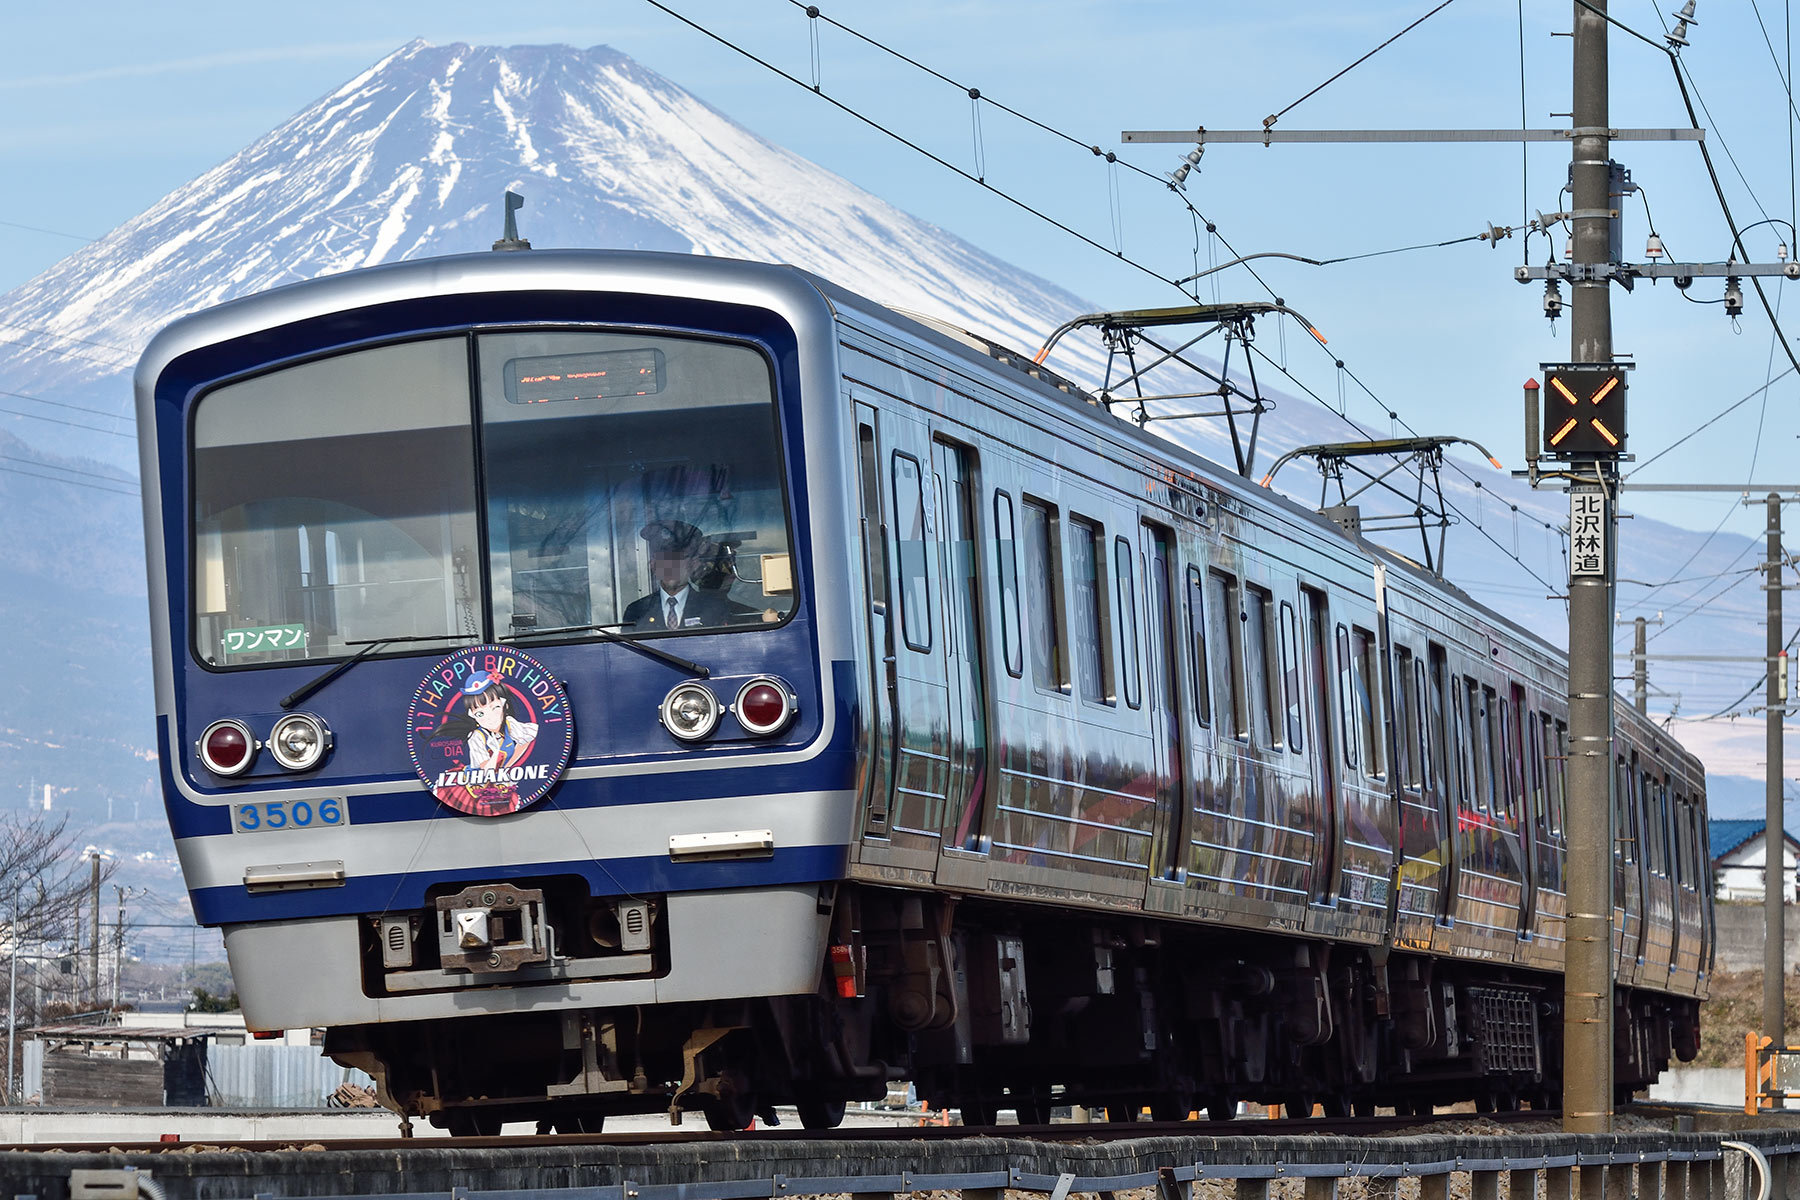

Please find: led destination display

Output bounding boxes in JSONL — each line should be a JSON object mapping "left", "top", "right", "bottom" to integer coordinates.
{"left": 505, "top": 347, "right": 666, "bottom": 404}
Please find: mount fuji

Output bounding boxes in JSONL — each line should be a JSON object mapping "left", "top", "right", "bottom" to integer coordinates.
{"left": 0, "top": 39, "right": 1779, "bottom": 869}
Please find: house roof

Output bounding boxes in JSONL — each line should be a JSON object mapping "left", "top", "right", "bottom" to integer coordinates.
{"left": 1709, "top": 819, "right": 1800, "bottom": 862}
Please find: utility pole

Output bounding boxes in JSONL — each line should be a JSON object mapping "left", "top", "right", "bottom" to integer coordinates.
{"left": 87, "top": 853, "right": 100, "bottom": 1011}
{"left": 1767, "top": 493, "right": 1786, "bottom": 1074}
{"left": 6, "top": 892, "right": 17, "bottom": 1104}
{"left": 1562, "top": 0, "right": 1617, "bottom": 1143}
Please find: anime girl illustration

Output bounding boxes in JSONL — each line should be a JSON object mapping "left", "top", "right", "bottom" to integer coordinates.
{"left": 430, "top": 671, "right": 541, "bottom": 814}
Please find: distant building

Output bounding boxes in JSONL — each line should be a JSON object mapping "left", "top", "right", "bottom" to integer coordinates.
{"left": 1709, "top": 819, "right": 1800, "bottom": 902}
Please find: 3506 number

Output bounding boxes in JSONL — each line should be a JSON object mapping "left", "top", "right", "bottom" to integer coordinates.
{"left": 232, "top": 798, "right": 346, "bottom": 833}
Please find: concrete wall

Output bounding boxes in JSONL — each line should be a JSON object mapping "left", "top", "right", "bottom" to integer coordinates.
{"left": 1712, "top": 902, "right": 1800, "bottom": 973}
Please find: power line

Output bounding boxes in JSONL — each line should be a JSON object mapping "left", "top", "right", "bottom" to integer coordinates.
{"left": 0, "top": 404, "right": 135, "bottom": 439}
{"left": 0, "top": 462, "right": 137, "bottom": 498}
{"left": 647, "top": 0, "right": 1187, "bottom": 291}
{"left": 1262, "top": 0, "right": 1461, "bottom": 130}
{"left": 0, "top": 218, "right": 95, "bottom": 243}
{"left": 0, "top": 387, "right": 133, "bottom": 425}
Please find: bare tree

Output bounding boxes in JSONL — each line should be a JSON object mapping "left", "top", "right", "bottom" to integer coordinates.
{"left": 2, "top": 812, "right": 118, "bottom": 1101}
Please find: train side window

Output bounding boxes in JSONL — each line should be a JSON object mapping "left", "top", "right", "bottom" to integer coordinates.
{"left": 1021, "top": 499, "right": 1066, "bottom": 693}
{"left": 1647, "top": 774, "right": 1667, "bottom": 878}
{"left": 891, "top": 452, "right": 931, "bottom": 652}
{"left": 1464, "top": 680, "right": 1490, "bottom": 813}
{"left": 1114, "top": 536, "right": 1141, "bottom": 709}
{"left": 1279, "top": 602, "right": 1304, "bottom": 752}
{"left": 1335, "top": 625, "right": 1358, "bottom": 769}
{"left": 1068, "top": 517, "right": 1111, "bottom": 704}
{"left": 857, "top": 425, "right": 887, "bottom": 609}
{"left": 1395, "top": 646, "right": 1422, "bottom": 791}
{"left": 1351, "top": 625, "right": 1382, "bottom": 778}
{"left": 1244, "top": 583, "right": 1278, "bottom": 748}
{"left": 1186, "top": 567, "right": 1213, "bottom": 728}
{"left": 1501, "top": 688, "right": 1524, "bottom": 821}
{"left": 993, "top": 492, "right": 1022, "bottom": 677}
{"left": 1449, "top": 680, "right": 1472, "bottom": 809}
{"left": 1208, "top": 570, "right": 1246, "bottom": 739}
{"left": 1525, "top": 711, "right": 1541, "bottom": 829}
{"left": 1613, "top": 757, "right": 1635, "bottom": 864}
{"left": 1428, "top": 645, "right": 1454, "bottom": 803}
{"left": 1415, "top": 657, "right": 1434, "bottom": 794}
{"left": 1679, "top": 802, "right": 1698, "bottom": 890}
{"left": 1552, "top": 719, "right": 1569, "bottom": 835}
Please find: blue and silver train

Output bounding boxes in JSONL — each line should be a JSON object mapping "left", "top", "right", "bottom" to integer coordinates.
{"left": 137, "top": 247, "right": 1709, "bottom": 1132}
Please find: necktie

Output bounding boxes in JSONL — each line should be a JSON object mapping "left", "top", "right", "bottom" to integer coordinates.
{"left": 667, "top": 596, "right": 678, "bottom": 628}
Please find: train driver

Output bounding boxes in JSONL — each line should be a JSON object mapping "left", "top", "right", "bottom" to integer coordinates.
{"left": 624, "top": 519, "right": 748, "bottom": 632}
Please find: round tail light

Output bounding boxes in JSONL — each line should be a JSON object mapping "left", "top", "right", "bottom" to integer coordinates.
{"left": 661, "top": 683, "right": 721, "bottom": 741}
{"left": 198, "top": 719, "right": 257, "bottom": 777}
{"left": 734, "top": 678, "right": 795, "bottom": 736}
{"left": 268, "top": 712, "right": 332, "bottom": 771}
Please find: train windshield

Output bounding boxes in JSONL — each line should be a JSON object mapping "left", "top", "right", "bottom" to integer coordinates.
{"left": 189, "top": 330, "right": 795, "bottom": 668}
{"left": 476, "top": 330, "right": 794, "bottom": 640}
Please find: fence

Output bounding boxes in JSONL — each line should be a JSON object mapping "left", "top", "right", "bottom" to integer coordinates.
{"left": 22, "top": 1127, "right": 1800, "bottom": 1200}
{"left": 203, "top": 1043, "right": 374, "bottom": 1108}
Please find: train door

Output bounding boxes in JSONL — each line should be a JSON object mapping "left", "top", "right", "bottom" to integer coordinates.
{"left": 1141, "top": 521, "right": 1187, "bottom": 883}
{"left": 852, "top": 401, "right": 897, "bottom": 836}
{"left": 876, "top": 411, "right": 954, "bottom": 857}
{"left": 1163, "top": 563, "right": 1217, "bottom": 883}
{"left": 931, "top": 436, "right": 991, "bottom": 856}
{"left": 1507, "top": 683, "right": 1535, "bottom": 936}
{"left": 1300, "top": 585, "right": 1341, "bottom": 905}
{"left": 1425, "top": 643, "right": 1459, "bottom": 924}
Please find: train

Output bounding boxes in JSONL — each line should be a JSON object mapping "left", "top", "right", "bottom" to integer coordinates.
{"left": 136, "top": 247, "right": 1710, "bottom": 1133}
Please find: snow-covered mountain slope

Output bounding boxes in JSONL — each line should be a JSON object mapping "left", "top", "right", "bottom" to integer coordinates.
{"left": 0, "top": 40, "right": 1096, "bottom": 414}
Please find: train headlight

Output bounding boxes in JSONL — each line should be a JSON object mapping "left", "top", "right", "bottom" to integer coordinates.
{"left": 268, "top": 712, "right": 332, "bottom": 771}
{"left": 660, "top": 683, "right": 720, "bottom": 741}
{"left": 198, "top": 718, "right": 258, "bottom": 777}
{"left": 734, "top": 677, "right": 796, "bottom": 737}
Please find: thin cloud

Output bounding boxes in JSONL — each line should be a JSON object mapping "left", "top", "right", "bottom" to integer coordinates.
{"left": 0, "top": 40, "right": 408, "bottom": 89}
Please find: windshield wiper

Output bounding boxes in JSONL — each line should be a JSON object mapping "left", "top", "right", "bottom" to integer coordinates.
{"left": 279, "top": 634, "right": 462, "bottom": 710}
{"left": 500, "top": 623, "right": 709, "bottom": 678}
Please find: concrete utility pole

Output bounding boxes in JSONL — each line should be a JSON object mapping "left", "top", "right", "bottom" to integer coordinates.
{"left": 87, "top": 853, "right": 99, "bottom": 1011}
{"left": 1562, "top": 0, "right": 1616, "bottom": 1141}
{"left": 1767, "top": 494, "right": 1786, "bottom": 1069}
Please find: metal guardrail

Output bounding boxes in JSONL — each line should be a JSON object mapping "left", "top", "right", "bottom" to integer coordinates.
{"left": 36, "top": 1129, "right": 1800, "bottom": 1200}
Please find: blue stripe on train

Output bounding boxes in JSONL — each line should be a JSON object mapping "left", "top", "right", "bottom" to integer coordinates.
{"left": 188, "top": 841, "right": 851, "bottom": 926}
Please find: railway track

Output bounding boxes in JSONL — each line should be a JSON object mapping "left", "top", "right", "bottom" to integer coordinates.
{"left": 0, "top": 1106, "right": 1638, "bottom": 1155}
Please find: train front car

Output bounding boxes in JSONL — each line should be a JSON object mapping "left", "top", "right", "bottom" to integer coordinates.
{"left": 135, "top": 251, "right": 862, "bottom": 1133}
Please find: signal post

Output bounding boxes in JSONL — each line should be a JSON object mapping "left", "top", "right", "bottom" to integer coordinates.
{"left": 1561, "top": 0, "right": 1619, "bottom": 1144}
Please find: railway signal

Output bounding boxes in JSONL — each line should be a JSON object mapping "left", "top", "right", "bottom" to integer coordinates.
{"left": 1541, "top": 363, "right": 1628, "bottom": 458}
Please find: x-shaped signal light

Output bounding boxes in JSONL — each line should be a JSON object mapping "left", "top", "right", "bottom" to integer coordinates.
{"left": 1546, "top": 372, "right": 1622, "bottom": 450}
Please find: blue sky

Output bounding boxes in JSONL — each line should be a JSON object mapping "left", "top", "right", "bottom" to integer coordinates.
{"left": 4, "top": 1, "right": 1799, "bottom": 542}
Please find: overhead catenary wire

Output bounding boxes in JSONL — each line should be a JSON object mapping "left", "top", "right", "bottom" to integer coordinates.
{"left": 653, "top": 1, "right": 1599, "bottom": 606}
{"left": 1260, "top": 0, "right": 1461, "bottom": 130}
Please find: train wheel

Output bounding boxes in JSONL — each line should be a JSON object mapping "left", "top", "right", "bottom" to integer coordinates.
{"left": 1321, "top": 1094, "right": 1350, "bottom": 1119}
{"left": 1282, "top": 1096, "right": 1314, "bottom": 1120}
{"left": 552, "top": 1113, "right": 605, "bottom": 1134}
{"left": 1149, "top": 1092, "right": 1193, "bottom": 1122}
{"left": 795, "top": 1096, "right": 846, "bottom": 1130}
{"left": 1351, "top": 1098, "right": 1376, "bottom": 1118}
{"left": 1104, "top": 1103, "right": 1139, "bottom": 1123}
{"left": 1203, "top": 1094, "right": 1238, "bottom": 1121}
{"left": 959, "top": 1098, "right": 997, "bottom": 1127}
{"left": 1014, "top": 1097, "right": 1053, "bottom": 1125}
{"left": 704, "top": 1071, "right": 758, "bottom": 1132}
{"left": 445, "top": 1110, "right": 503, "bottom": 1137}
